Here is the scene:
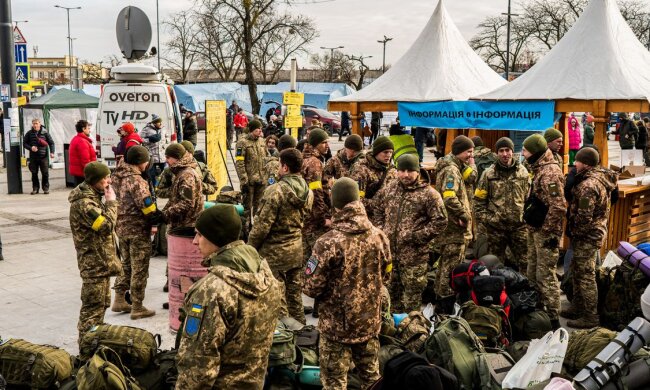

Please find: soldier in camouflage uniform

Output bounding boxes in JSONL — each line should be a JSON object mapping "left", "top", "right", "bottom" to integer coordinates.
{"left": 181, "top": 140, "right": 218, "bottom": 196}
{"left": 161, "top": 144, "right": 203, "bottom": 230}
{"left": 474, "top": 137, "right": 530, "bottom": 271}
{"left": 564, "top": 147, "right": 618, "bottom": 328}
{"left": 375, "top": 154, "right": 447, "bottom": 312}
{"left": 304, "top": 178, "right": 392, "bottom": 390}
{"left": 349, "top": 136, "right": 397, "bottom": 226}
{"left": 176, "top": 205, "right": 281, "bottom": 389}
{"left": 110, "top": 146, "right": 162, "bottom": 320}
{"left": 264, "top": 134, "right": 297, "bottom": 187}
{"left": 522, "top": 134, "right": 567, "bottom": 329}
{"left": 471, "top": 136, "right": 497, "bottom": 180}
{"left": 323, "top": 134, "right": 364, "bottom": 188}
{"left": 434, "top": 135, "right": 475, "bottom": 313}
{"left": 544, "top": 128, "right": 564, "bottom": 169}
{"left": 69, "top": 162, "right": 122, "bottom": 345}
{"left": 235, "top": 119, "right": 269, "bottom": 222}
{"left": 248, "top": 149, "right": 314, "bottom": 323}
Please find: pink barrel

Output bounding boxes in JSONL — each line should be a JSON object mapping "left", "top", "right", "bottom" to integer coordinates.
{"left": 167, "top": 228, "right": 209, "bottom": 331}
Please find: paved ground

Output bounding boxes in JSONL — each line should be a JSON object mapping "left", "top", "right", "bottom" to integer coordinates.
{"left": 0, "top": 134, "right": 624, "bottom": 355}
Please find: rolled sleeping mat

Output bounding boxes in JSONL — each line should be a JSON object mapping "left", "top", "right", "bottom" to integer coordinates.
{"left": 617, "top": 241, "right": 650, "bottom": 278}
{"left": 574, "top": 317, "right": 650, "bottom": 390}
{"left": 601, "top": 357, "right": 650, "bottom": 390}
{"left": 204, "top": 201, "right": 244, "bottom": 215}
{"left": 642, "top": 282, "right": 650, "bottom": 321}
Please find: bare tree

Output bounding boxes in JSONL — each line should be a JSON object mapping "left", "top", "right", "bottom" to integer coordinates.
{"left": 310, "top": 51, "right": 373, "bottom": 90}
{"left": 619, "top": 0, "right": 650, "bottom": 46}
{"left": 470, "top": 15, "right": 534, "bottom": 73}
{"left": 163, "top": 12, "right": 198, "bottom": 83}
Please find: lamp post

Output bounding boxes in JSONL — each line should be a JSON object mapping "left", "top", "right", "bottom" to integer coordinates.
{"left": 377, "top": 35, "right": 393, "bottom": 74}
{"left": 156, "top": 0, "right": 160, "bottom": 72}
{"left": 54, "top": 5, "right": 81, "bottom": 90}
{"left": 320, "top": 45, "right": 344, "bottom": 82}
{"left": 13, "top": 20, "right": 27, "bottom": 30}
{"left": 501, "top": 0, "right": 519, "bottom": 80}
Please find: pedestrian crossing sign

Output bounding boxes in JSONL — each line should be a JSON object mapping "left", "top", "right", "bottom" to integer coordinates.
{"left": 15, "top": 63, "right": 29, "bottom": 85}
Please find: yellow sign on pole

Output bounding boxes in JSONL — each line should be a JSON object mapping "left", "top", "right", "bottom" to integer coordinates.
{"left": 205, "top": 100, "right": 227, "bottom": 201}
{"left": 286, "top": 104, "right": 300, "bottom": 117}
{"left": 283, "top": 91, "right": 304, "bottom": 106}
{"left": 16, "top": 96, "right": 27, "bottom": 106}
{"left": 285, "top": 116, "right": 303, "bottom": 129}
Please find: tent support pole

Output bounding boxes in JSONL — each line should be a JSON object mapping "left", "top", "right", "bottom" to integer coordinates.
{"left": 445, "top": 129, "right": 458, "bottom": 154}
{"left": 351, "top": 103, "right": 361, "bottom": 136}
{"left": 559, "top": 113, "right": 568, "bottom": 174}
{"left": 592, "top": 100, "right": 608, "bottom": 167}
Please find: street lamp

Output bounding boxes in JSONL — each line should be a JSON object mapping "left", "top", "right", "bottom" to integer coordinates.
{"left": 320, "top": 45, "right": 344, "bottom": 82}
{"left": 54, "top": 5, "right": 81, "bottom": 90}
{"left": 13, "top": 20, "right": 27, "bottom": 30}
{"left": 501, "top": 0, "right": 519, "bottom": 80}
{"left": 377, "top": 35, "right": 393, "bottom": 74}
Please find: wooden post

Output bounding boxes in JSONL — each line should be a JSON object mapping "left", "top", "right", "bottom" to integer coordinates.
{"left": 592, "top": 100, "right": 608, "bottom": 167}
{"left": 350, "top": 102, "right": 361, "bottom": 136}
{"left": 559, "top": 113, "right": 568, "bottom": 174}
{"left": 468, "top": 129, "right": 478, "bottom": 138}
{"left": 445, "top": 129, "right": 458, "bottom": 155}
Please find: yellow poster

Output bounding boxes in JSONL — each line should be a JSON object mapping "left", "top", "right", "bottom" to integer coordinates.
{"left": 205, "top": 100, "right": 227, "bottom": 201}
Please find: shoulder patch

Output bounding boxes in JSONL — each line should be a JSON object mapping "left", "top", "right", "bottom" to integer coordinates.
{"left": 305, "top": 256, "right": 319, "bottom": 276}
{"left": 268, "top": 177, "right": 276, "bottom": 185}
{"left": 184, "top": 303, "right": 204, "bottom": 338}
{"left": 236, "top": 147, "right": 244, "bottom": 161}
{"left": 87, "top": 208, "right": 100, "bottom": 220}
{"left": 181, "top": 187, "right": 193, "bottom": 200}
{"left": 548, "top": 182, "right": 560, "bottom": 197}
{"left": 445, "top": 175, "right": 455, "bottom": 189}
{"left": 579, "top": 197, "right": 591, "bottom": 209}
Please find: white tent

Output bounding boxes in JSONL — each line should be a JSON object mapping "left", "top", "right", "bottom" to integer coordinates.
{"left": 476, "top": 0, "right": 650, "bottom": 101}
{"left": 331, "top": 0, "right": 506, "bottom": 103}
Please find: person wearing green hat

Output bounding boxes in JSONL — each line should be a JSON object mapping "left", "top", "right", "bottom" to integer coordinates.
{"left": 374, "top": 153, "right": 447, "bottom": 312}
{"left": 433, "top": 135, "right": 475, "bottom": 313}
{"left": 141, "top": 114, "right": 165, "bottom": 184}
{"left": 235, "top": 118, "right": 269, "bottom": 229}
{"left": 303, "top": 177, "right": 391, "bottom": 389}
{"left": 110, "top": 145, "right": 161, "bottom": 319}
{"left": 349, "top": 135, "right": 397, "bottom": 226}
{"left": 69, "top": 161, "right": 122, "bottom": 346}
{"left": 176, "top": 204, "right": 281, "bottom": 389}
{"left": 161, "top": 143, "right": 203, "bottom": 231}
{"left": 474, "top": 137, "right": 530, "bottom": 272}
{"left": 543, "top": 127, "right": 565, "bottom": 169}
{"left": 522, "top": 133, "right": 567, "bottom": 330}
{"left": 248, "top": 148, "right": 314, "bottom": 324}
{"left": 563, "top": 147, "right": 617, "bottom": 328}
{"left": 323, "top": 134, "right": 364, "bottom": 188}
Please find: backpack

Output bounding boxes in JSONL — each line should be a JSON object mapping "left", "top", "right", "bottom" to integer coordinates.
{"left": 394, "top": 311, "right": 431, "bottom": 353}
{"left": 599, "top": 261, "right": 650, "bottom": 331}
{"left": 76, "top": 346, "right": 141, "bottom": 390}
{"left": 78, "top": 325, "right": 160, "bottom": 374}
{"left": 471, "top": 275, "right": 511, "bottom": 317}
{"left": 460, "top": 301, "right": 510, "bottom": 348}
{"left": 132, "top": 350, "right": 177, "bottom": 390}
{"left": 509, "top": 290, "right": 539, "bottom": 317}
{"left": 378, "top": 351, "right": 459, "bottom": 390}
{"left": 0, "top": 338, "right": 73, "bottom": 389}
{"left": 474, "top": 151, "right": 496, "bottom": 180}
{"left": 423, "top": 316, "right": 503, "bottom": 389}
{"left": 451, "top": 260, "right": 488, "bottom": 294}
{"left": 476, "top": 349, "right": 515, "bottom": 388}
{"left": 563, "top": 327, "right": 617, "bottom": 375}
{"left": 512, "top": 310, "right": 552, "bottom": 342}
{"left": 489, "top": 266, "right": 530, "bottom": 293}
{"left": 268, "top": 321, "right": 297, "bottom": 368}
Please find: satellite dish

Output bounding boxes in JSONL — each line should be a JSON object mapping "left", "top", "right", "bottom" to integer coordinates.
{"left": 116, "top": 6, "right": 152, "bottom": 61}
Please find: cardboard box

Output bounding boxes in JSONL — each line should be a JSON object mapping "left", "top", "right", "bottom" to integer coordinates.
{"left": 611, "top": 164, "right": 646, "bottom": 179}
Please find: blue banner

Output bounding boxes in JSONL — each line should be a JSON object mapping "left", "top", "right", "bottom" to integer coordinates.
{"left": 398, "top": 100, "right": 556, "bottom": 131}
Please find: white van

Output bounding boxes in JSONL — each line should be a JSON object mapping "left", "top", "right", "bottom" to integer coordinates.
{"left": 96, "top": 64, "right": 182, "bottom": 167}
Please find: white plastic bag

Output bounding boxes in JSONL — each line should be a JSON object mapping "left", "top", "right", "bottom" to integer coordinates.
{"left": 602, "top": 250, "right": 622, "bottom": 269}
{"left": 502, "top": 328, "right": 569, "bottom": 389}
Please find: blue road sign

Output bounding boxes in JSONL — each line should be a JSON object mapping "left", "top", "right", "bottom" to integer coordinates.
{"left": 15, "top": 64, "right": 29, "bottom": 85}
{"left": 14, "top": 44, "right": 27, "bottom": 64}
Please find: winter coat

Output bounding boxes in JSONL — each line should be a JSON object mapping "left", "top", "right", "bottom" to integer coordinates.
{"left": 140, "top": 123, "right": 163, "bottom": 163}
{"left": 23, "top": 127, "right": 55, "bottom": 159}
{"left": 568, "top": 120, "right": 582, "bottom": 150}
{"left": 69, "top": 133, "right": 97, "bottom": 177}
{"left": 124, "top": 132, "right": 143, "bottom": 150}
{"left": 234, "top": 113, "right": 248, "bottom": 128}
{"left": 636, "top": 123, "right": 648, "bottom": 150}
{"left": 434, "top": 154, "right": 473, "bottom": 244}
{"left": 569, "top": 167, "right": 618, "bottom": 246}
{"left": 584, "top": 124, "right": 595, "bottom": 146}
{"left": 619, "top": 119, "right": 639, "bottom": 150}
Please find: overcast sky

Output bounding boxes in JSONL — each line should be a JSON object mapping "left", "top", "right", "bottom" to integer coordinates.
{"left": 11, "top": 0, "right": 514, "bottom": 69}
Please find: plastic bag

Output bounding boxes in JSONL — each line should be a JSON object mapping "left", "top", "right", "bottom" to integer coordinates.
{"left": 422, "top": 303, "right": 436, "bottom": 334}
{"left": 602, "top": 250, "right": 622, "bottom": 269}
{"left": 544, "top": 377, "right": 575, "bottom": 390}
{"left": 502, "top": 328, "right": 569, "bottom": 389}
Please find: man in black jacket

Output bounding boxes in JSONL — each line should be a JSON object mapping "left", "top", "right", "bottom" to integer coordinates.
{"left": 23, "top": 118, "right": 55, "bottom": 194}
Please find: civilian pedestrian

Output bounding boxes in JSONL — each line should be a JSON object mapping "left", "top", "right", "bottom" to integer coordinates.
{"left": 23, "top": 118, "right": 55, "bottom": 194}
{"left": 69, "top": 120, "right": 97, "bottom": 186}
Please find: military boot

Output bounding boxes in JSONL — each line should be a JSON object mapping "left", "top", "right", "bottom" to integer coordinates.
{"left": 111, "top": 292, "right": 131, "bottom": 313}
{"left": 131, "top": 303, "right": 156, "bottom": 320}
{"left": 567, "top": 315, "right": 599, "bottom": 329}
{"left": 560, "top": 305, "right": 581, "bottom": 320}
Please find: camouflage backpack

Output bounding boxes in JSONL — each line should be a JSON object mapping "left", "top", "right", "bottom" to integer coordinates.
{"left": 599, "top": 261, "right": 649, "bottom": 331}
{"left": 268, "top": 321, "right": 297, "bottom": 368}
{"left": 0, "top": 338, "right": 74, "bottom": 389}
{"left": 564, "top": 327, "right": 617, "bottom": 375}
{"left": 76, "top": 346, "right": 142, "bottom": 390}
{"left": 460, "top": 301, "right": 510, "bottom": 348}
{"left": 394, "top": 311, "right": 431, "bottom": 353}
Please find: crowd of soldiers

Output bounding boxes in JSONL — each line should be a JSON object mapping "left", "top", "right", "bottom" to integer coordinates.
{"left": 67, "top": 118, "right": 617, "bottom": 389}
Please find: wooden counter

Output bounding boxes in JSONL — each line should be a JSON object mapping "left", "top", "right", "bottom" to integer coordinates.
{"left": 606, "top": 183, "right": 650, "bottom": 251}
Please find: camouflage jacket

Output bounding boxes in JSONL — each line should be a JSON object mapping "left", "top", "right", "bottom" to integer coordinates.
{"left": 302, "top": 148, "right": 330, "bottom": 234}
{"left": 176, "top": 241, "right": 280, "bottom": 389}
{"left": 235, "top": 134, "right": 269, "bottom": 186}
{"left": 111, "top": 162, "right": 155, "bottom": 237}
{"left": 473, "top": 146, "right": 496, "bottom": 180}
{"left": 474, "top": 159, "right": 530, "bottom": 228}
{"left": 375, "top": 178, "right": 447, "bottom": 267}
{"left": 434, "top": 154, "right": 473, "bottom": 244}
{"left": 523, "top": 151, "right": 563, "bottom": 172}
{"left": 162, "top": 153, "right": 203, "bottom": 230}
{"left": 323, "top": 149, "right": 363, "bottom": 185}
{"left": 569, "top": 167, "right": 618, "bottom": 246}
{"left": 528, "top": 149, "right": 567, "bottom": 237}
{"left": 248, "top": 174, "right": 314, "bottom": 271}
{"left": 264, "top": 156, "right": 280, "bottom": 187}
{"left": 197, "top": 161, "right": 218, "bottom": 195}
{"left": 303, "top": 201, "right": 392, "bottom": 344}
{"left": 349, "top": 153, "right": 397, "bottom": 226}
{"left": 68, "top": 183, "right": 122, "bottom": 279}
{"left": 157, "top": 158, "right": 216, "bottom": 197}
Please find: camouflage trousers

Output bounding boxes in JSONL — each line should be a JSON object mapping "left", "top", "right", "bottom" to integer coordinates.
{"left": 389, "top": 261, "right": 427, "bottom": 313}
{"left": 435, "top": 242, "right": 466, "bottom": 298}
{"left": 113, "top": 235, "right": 152, "bottom": 305}
{"left": 527, "top": 231, "right": 560, "bottom": 321}
{"left": 272, "top": 267, "right": 306, "bottom": 324}
{"left": 570, "top": 239, "right": 599, "bottom": 317}
{"left": 78, "top": 277, "right": 111, "bottom": 345}
{"left": 319, "top": 335, "right": 380, "bottom": 390}
{"left": 487, "top": 225, "right": 528, "bottom": 272}
{"left": 244, "top": 183, "right": 266, "bottom": 224}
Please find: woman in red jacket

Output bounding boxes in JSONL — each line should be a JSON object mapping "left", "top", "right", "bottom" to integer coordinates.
{"left": 68, "top": 120, "right": 97, "bottom": 185}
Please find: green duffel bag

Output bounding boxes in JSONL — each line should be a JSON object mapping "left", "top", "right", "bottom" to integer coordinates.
{"left": 564, "top": 327, "right": 617, "bottom": 375}
{"left": 512, "top": 310, "right": 552, "bottom": 341}
{"left": 132, "top": 349, "right": 177, "bottom": 390}
{"left": 79, "top": 325, "right": 160, "bottom": 374}
{"left": 0, "top": 338, "right": 73, "bottom": 389}
{"left": 77, "top": 346, "right": 141, "bottom": 390}
{"left": 268, "top": 321, "right": 296, "bottom": 368}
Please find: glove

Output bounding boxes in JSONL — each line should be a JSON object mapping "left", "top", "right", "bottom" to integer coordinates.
{"left": 148, "top": 209, "right": 164, "bottom": 226}
{"left": 543, "top": 236, "right": 560, "bottom": 249}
